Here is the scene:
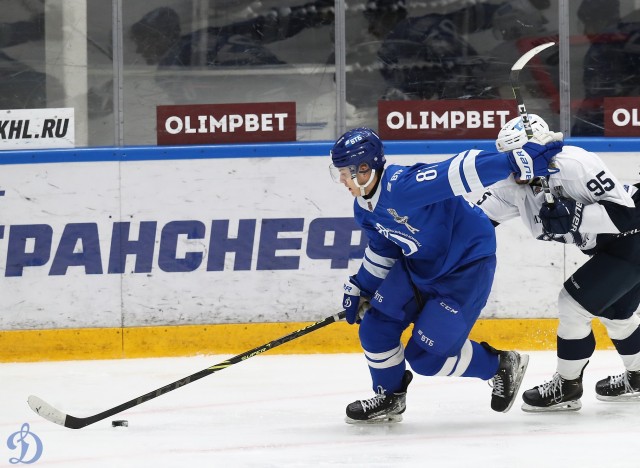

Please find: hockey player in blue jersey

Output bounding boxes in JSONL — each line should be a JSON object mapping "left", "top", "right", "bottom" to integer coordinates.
{"left": 329, "top": 127, "right": 563, "bottom": 424}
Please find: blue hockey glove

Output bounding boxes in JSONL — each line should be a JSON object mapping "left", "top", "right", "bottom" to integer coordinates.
{"left": 507, "top": 140, "right": 562, "bottom": 181}
{"left": 539, "top": 196, "right": 584, "bottom": 234}
{"left": 342, "top": 276, "right": 368, "bottom": 325}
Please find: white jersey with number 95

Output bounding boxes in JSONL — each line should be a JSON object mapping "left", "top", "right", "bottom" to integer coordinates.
{"left": 475, "top": 145, "right": 638, "bottom": 253}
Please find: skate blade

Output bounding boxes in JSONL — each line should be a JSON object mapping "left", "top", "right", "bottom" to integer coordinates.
{"left": 344, "top": 414, "right": 403, "bottom": 425}
{"left": 596, "top": 392, "right": 640, "bottom": 402}
{"left": 521, "top": 399, "right": 582, "bottom": 413}
{"left": 500, "top": 354, "right": 530, "bottom": 413}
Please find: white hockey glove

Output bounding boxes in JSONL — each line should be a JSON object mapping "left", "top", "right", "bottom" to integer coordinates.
{"left": 530, "top": 130, "right": 564, "bottom": 146}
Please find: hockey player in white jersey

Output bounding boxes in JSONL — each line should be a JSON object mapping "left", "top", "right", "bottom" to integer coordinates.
{"left": 477, "top": 114, "right": 640, "bottom": 412}
{"left": 329, "top": 127, "right": 563, "bottom": 423}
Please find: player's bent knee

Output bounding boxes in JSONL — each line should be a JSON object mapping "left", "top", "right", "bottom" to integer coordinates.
{"left": 411, "top": 299, "right": 470, "bottom": 356}
{"left": 405, "top": 338, "right": 450, "bottom": 376}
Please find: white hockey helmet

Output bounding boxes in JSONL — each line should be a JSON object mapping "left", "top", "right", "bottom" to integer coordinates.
{"left": 495, "top": 114, "right": 549, "bottom": 152}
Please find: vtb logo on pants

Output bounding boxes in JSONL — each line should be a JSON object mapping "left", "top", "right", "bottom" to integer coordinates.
{"left": 417, "top": 329, "right": 434, "bottom": 347}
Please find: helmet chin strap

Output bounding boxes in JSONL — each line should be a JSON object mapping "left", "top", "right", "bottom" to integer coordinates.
{"left": 353, "top": 169, "right": 377, "bottom": 197}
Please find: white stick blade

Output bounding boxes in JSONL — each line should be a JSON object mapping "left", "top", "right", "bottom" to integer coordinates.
{"left": 511, "top": 42, "right": 556, "bottom": 71}
{"left": 28, "top": 395, "right": 68, "bottom": 427}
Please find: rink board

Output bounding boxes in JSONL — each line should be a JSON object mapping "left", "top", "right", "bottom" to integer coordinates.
{"left": 0, "top": 318, "right": 615, "bottom": 362}
{"left": 0, "top": 139, "right": 637, "bottom": 361}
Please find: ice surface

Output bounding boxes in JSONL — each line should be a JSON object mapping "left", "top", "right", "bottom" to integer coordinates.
{"left": 2, "top": 351, "right": 639, "bottom": 467}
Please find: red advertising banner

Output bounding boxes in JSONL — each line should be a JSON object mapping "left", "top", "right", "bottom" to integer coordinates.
{"left": 604, "top": 97, "right": 640, "bottom": 137}
{"left": 156, "top": 102, "right": 296, "bottom": 145}
{"left": 378, "top": 99, "right": 519, "bottom": 140}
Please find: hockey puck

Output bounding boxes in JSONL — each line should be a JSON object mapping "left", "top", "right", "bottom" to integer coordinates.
{"left": 111, "top": 420, "right": 128, "bottom": 427}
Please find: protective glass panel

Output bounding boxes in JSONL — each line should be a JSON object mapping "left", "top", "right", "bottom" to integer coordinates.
{"left": 570, "top": 0, "right": 640, "bottom": 137}
{"left": 122, "top": 0, "right": 336, "bottom": 145}
{"left": 344, "top": 0, "right": 561, "bottom": 135}
{"left": 0, "top": 3, "right": 51, "bottom": 111}
{"left": 0, "top": 0, "right": 114, "bottom": 148}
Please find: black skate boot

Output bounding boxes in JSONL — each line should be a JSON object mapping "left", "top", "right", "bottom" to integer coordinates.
{"left": 481, "top": 342, "right": 529, "bottom": 413}
{"left": 595, "top": 370, "right": 640, "bottom": 401}
{"left": 345, "top": 370, "right": 413, "bottom": 424}
{"left": 521, "top": 364, "right": 587, "bottom": 412}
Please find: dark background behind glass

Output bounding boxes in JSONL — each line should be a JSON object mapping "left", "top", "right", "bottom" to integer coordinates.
{"left": 0, "top": 0, "right": 638, "bottom": 146}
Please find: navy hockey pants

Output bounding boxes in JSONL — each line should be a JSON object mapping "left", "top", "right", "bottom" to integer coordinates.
{"left": 559, "top": 232, "right": 640, "bottom": 365}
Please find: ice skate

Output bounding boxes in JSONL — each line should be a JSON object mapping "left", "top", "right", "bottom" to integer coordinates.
{"left": 521, "top": 365, "right": 586, "bottom": 412}
{"left": 595, "top": 370, "right": 640, "bottom": 401}
{"left": 482, "top": 343, "right": 529, "bottom": 413}
{"left": 345, "top": 370, "right": 413, "bottom": 424}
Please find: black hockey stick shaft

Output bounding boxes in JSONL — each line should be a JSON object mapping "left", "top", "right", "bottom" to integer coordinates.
{"left": 28, "top": 310, "right": 346, "bottom": 429}
{"left": 510, "top": 41, "right": 556, "bottom": 204}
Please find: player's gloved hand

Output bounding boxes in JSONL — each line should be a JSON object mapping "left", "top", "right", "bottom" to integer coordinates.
{"left": 539, "top": 196, "right": 583, "bottom": 234}
{"left": 507, "top": 140, "right": 562, "bottom": 181}
{"left": 530, "top": 130, "right": 564, "bottom": 146}
{"left": 342, "top": 276, "right": 369, "bottom": 324}
{"left": 357, "top": 299, "right": 372, "bottom": 321}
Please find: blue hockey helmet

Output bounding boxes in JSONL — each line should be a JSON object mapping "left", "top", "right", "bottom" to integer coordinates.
{"left": 330, "top": 127, "right": 385, "bottom": 171}
{"left": 329, "top": 128, "right": 386, "bottom": 196}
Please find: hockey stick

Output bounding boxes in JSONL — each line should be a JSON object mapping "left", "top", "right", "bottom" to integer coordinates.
{"left": 510, "top": 41, "right": 556, "bottom": 204}
{"left": 28, "top": 310, "right": 346, "bottom": 429}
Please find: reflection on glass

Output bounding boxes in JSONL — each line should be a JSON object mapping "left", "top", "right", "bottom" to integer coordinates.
{"left": 0, "top": 8, "right": 60, "bottom": 111}
{"left": 346, "top": 0, "right": 560, "bottom": 132}
{"left": 4, "top": 0, "right": 638, "bottom": 145}
{"left": 0, "top": 1, "right": 116, "bottom": 147}
{"left": 123, "top": 1, "right": 336, "bottom": 144}
{"left": 572, "top": 0, "right": 640, "bottom": 136}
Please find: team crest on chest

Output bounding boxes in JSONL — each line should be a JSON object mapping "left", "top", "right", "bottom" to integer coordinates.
{"left": 387, "top": 208, "right": 419, "bottom": 234}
